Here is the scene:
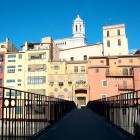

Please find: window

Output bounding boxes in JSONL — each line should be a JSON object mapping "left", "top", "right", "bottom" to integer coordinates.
{"left": 31, "top": 56, "right": 35, "bottom": 59}
{"left": 39, "top": 54, "right": 46, "bottom": 59}
{"left": 76, "top": 75, "right": 86, "bottom": 84}
{"left": 118, "top": 39, "right": 121, "bottom": 46}
{"left": 28, "top": 76, "right": 46, "bottom": 84}
{"left": 102, "top": 80, "right": 107, "bottom": 87}
{"left": 100, "top": 60, "right": 104, "bottom": 64}
{"left": 30, "top": 53, "right": 46, "bottom": 60}
{"left": 58, "top": 95, "right": 64, "bottom": 99}
{"left": 68, "top": 81, "right": 72, "bottom": 85}
{"left": 18, "top": 79, "right": 22, "bottom": 82}
{"left": 71, "top": 57, "right": 74, "bottom": 61}
{"left": 54, "top": 63, "right": 59, "bottom": 70}
{"left": 117, "top": 29, "right": 120, "bottom": 35}
{"left": 0, "top": 66, "right": 3, "bottom": 72}
{"left": 67, "top": 76, "right": 73, "bottom": 85}
{"left": 81, "top": 66, "right": 85, "bottom": 72}
{"left": 74, "top": 66, "right": 78, "bottom": 72}
{"left": 8, "top": 54, "right": 16, "bottom": 58}
{"left": 107, "top": 31, "right": 109, "bottom": 37}
{"left": 106, "top": 69, "right": 109, "bottom": 75}
{"left": 50, "top": 81, "right": 54, "bottom": 86}
{"left": 0, "top": 55, "right": 3, "bottom": 61}
{"left": 7, "top": 66, "right": 16, "bottom": 73}
{"left": 17, "top": 79, "right": 22, "bottom": 86}
{"left": 84, "top": 55, "right": 87, "bottom": 60}
{"left": 129, "top": 59, "right": 133, "bottom": 63}
{"left": 0, "top": 92, "right": 2, "bottom": 98}
{"left": 58, "top": 76, "right": 64, "bottom": 87}
{"left": 18, "top": 54, "right": 22, "bottom": 59}
{"left": 18, "top": 65, "right": 22, "bottom": 71}
{"left": 7, "top": 80, "right": 15, "bottom": 87}
{"left": 101, "top": 94, "right": 107, "bottom": 101}
{"left": 107, "top": 40, "right": 110, "bottom": 47}
{"left": 1, "top": 45, "right": 5, "bottom": 48}
{"left": 8, "top": 54, "right": 16, "bottom": 62}
{"left": 54, "top": 65, "right": 59, "bottom": 70}
{"left": 123, "top": 81, "right": 127, "bottom": 88}
{"left": 0, "top": 79, "right": 2, "bottom": 86}
{"left": 123, "top": 68, "right": 128, "bottom": 76}
{"left": 7, "top": 80, "right": 15, "bottom": 83}
{"left": 76, "top": 25, "right": 77, "bottom": 32}
{"left": 49, "top": 76, "right": 55, "bottom": 86}
{"left": 95, "top": 68, "right": 99, "bottom": 73}
{"left": 118, "top": 60, "right": 121, "bottom": 63}
{"left": 129, "top": 68, "right": 133, "bottom": 75}
{"left": 58, "top": 82, "right": 63, "bottom": 87}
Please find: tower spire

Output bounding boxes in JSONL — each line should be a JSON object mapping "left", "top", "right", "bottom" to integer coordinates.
{"left": 72, "top": 15, "right": 85, "bottom": 38}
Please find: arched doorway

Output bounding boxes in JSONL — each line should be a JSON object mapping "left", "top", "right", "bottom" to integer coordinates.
{"left": 75, "top": 89, "right": 87, "bottom": 108}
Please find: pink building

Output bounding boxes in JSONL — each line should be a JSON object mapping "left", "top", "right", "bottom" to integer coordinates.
{"left": 88, "top": 55, "right": 140, "bottom": 100}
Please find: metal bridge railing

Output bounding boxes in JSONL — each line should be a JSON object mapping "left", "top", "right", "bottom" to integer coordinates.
{"left": 87, "top": 90, "right": 140, "bottom": 139}
{"left": 0, "top": 87, "right": 76, "bottom": 140}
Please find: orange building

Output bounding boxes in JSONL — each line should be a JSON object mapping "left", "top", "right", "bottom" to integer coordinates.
{"left": 88, "top": 55, "right": 140, "bottom": 100}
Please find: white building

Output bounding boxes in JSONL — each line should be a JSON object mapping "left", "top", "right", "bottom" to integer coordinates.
{"left": 54, "top": 15, "right": 87, "bottom": 50}
{"left": 57, "top": 15, "right": 128, "bottom": 61}
{"left": 103, "top": 24, "right": 128, "bottom": 56}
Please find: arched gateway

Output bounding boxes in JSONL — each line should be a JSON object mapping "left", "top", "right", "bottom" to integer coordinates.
{"left": 72, "top": 85, "right": 89, "bottom": 108}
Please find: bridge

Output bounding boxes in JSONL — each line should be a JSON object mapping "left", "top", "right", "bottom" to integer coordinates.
{"left": 0, "top": 87, "right": 140, "bottom": 139}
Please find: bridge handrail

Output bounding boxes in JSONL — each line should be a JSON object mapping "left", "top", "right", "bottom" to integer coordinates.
{"left": 87, "top": 90, "right": 140, "bottom": 139}
{"left": 0, "top": 86, "right": 76, "bottom": 139}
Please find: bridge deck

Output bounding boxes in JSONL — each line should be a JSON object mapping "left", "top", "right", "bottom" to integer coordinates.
{"left": 35, "top": 109, "right": 133, "bottom": 140}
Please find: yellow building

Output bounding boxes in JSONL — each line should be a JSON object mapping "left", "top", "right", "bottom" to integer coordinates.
{"left": 47, "top": 60, "right": 89, "bottom": 108}
{"left": 21, "top": 37, "right": 59, "bottom": 95}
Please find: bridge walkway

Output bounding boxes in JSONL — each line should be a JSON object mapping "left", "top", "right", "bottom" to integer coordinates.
{"left": 35, "top": 108, "right": 134, "bottom": 140}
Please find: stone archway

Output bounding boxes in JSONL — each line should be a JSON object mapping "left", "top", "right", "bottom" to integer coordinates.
{"left": 75, "top": 89, "right": 87, "bottom": 108}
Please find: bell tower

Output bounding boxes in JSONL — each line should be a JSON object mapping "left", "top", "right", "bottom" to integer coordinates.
{"left": 72, "top": 15, "right": 85, "bottom": 38}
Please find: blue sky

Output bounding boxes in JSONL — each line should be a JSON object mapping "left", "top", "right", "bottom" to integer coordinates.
{"left": 0, "top": 0, "right": 140, "bottom": 51}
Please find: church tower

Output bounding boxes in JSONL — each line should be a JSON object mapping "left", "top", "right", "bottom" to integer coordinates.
{"left": 72, "top": 15, "right": 85, "bottom": 38}
{"left": 54, "top": 14, "right": 86, "bottom": 50}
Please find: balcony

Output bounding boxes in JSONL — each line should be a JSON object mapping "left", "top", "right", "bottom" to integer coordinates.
{"left": 106, "top": 72, "right": 133, "bottom": 77}
{"left": 118, "top": 85, "right": 134, "bottom": 90}
{"left": 27, "top": 43, "right": 50, "bottom": 51}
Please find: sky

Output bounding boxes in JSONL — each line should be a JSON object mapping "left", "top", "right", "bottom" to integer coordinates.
{"left": 0, "top": 0, "right": 140, "bottom": 51}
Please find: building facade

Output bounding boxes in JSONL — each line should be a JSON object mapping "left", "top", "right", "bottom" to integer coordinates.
{"left": 0, "top": 38, "right": 18, "bottom": 118}
{"left": 47, "top": 60, "right": 88, "bottom": 108}
{"left": 0, "top": 15, "right": 139, "bottom": 109}
{"left": 103, "top": 24, "right": 128, "bottom": 56}
{"left": 88, "top": 55, "right": 140, "bottom": 100}
{"left": 54, "top": 15, "right": 87, "bottom": 50}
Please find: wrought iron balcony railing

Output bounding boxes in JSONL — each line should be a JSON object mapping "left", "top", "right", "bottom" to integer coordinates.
{"left": 118, "top": 85, "right": 134, "bottom": 90}
{"left": 106, "top": 72, "right": 133, "bottom": 77}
